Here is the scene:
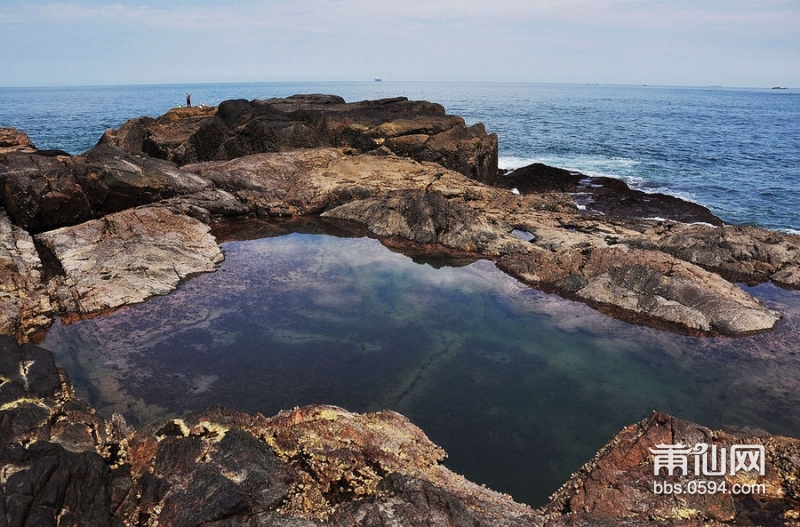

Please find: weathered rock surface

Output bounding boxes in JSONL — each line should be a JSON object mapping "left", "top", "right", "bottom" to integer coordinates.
{"left": 542, "top": 412, "right": 800, "bottom": 526}
{"left": 35, "top": 206, "right": 223, "bottom": 319}
{"left": 0, "top": 210, "right": 52, "bottom": 343}
{"left": 0, "top": 144, "right": 211, "bottom": 233}
{"left": 1, "top": 339, "right": 798, "bottom": 526}
{"left": 652, "top": 224, "right": 800, "bottom": 289}
{"left": 183, "top": 149, "right": 784, "bottom": 335}
{"left": 101, "top": 95, "right": 500, "bottom": 184}
{"left": 0, "top": 128, "right": 36, "bottom": 154}
{"left": 0, "top": 144, "right": 793, "bottom": 338}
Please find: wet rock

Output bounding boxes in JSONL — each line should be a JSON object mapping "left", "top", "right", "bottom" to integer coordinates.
{"left": 35, "top": 206, "right": 223, "bottom": 319}
{"left": 0, "top": 442, "right": 114, "bottom": 527}
{"left": 103, "top": 95, "right": 499, "bottom": 184}
{"left": 498, "top": 162, "right": 724, "bottom": 226}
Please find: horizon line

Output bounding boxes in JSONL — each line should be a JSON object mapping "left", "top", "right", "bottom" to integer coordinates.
{"left": 0, "top": 80, "right": 793, "bottom": 91}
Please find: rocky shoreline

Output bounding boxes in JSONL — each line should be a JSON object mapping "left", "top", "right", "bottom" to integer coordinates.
{"left": 2, "top": 96, "right": 799, "bottom": 341}
{"left": 1, "top": 337, "right": 798, "bottom": 526}
{"left": 1, "top": 95, "right": 800, "bottom": 524}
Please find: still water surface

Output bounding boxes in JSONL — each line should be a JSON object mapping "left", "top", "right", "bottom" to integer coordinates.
{"left": 43, "top": 224, "right": 800, "bottom": 507}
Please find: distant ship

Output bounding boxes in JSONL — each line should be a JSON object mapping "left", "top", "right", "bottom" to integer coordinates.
{"left": 374, "top": 77, "right": 382, "bottom": 82}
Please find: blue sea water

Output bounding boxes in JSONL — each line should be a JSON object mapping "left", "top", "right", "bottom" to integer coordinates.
{"left": 1, "top": 82, "right": 799, "bottom": 231}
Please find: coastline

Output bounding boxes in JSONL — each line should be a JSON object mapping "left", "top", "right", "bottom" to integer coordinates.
{"left": 1, "top": 94, "right": 799, "bottom": 524}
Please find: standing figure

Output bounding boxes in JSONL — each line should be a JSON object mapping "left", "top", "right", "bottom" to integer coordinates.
{"left": 186, "top": 93, "right": 191, "bottom": 108}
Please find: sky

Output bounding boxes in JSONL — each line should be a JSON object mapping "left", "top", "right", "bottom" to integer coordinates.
{"left": 1, "top": 0, "right": 798, "bottom": 88}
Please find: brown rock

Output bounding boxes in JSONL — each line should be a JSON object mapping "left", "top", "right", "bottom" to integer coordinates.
{"left": 103, "top": 95, "right": 500, "bottom": 184}
{"left": 0, "top": 210, "right": 52, "bottom": 342}
{"left": 0, "top": 128, "right": 37, "bottom": 154}
{"left": 1, "top": 339, "right": 798, "bottom": 526}
{"left": 76, "top": 143, "right": 212, "bottom": 215}
{"left": 543, "top": 412, "right": 800, "bottom": 526}
{"left": 184, "top": 149, "right": 784, "bottom": 336}
{"left": 0, "top": 144, "right": 211, "bottom": 233}
{"left": 654, "top": 224, "right": 800, "bottom": 289}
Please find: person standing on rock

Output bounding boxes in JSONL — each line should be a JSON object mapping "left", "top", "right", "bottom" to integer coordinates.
{"left": 186, "top": 93, "right": 191, "bottom": 108}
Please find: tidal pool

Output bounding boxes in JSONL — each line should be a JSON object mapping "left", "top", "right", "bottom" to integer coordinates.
{"left": 43, "top": 222, "right": 800, "bottom": 507}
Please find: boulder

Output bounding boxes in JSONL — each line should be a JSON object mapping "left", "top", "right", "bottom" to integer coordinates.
{"left": 0, "top": 144, "right": 211, "bottom": 233}
{"left": 0, "top": 152, "right": 92, "bottom": 232}
{"left": 77, "top": 143, "right": 212, "bottom": 214}
{"left": 102, "top": 95, "right": 500, "bottom": 184}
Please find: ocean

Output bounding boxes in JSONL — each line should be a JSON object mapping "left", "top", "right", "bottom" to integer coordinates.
{"left": 2, "top": 82, "right": 799, "bottom": 231}
{"left": 4, "top": 82, "right": 800, "bottom": 507}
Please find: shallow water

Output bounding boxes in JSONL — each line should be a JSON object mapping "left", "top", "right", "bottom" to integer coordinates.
{"left": 43, "top": 226, "right": 800, "bottom": 507}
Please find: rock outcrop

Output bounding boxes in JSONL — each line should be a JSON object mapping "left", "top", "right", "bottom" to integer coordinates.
{"left": 1, "top": 338, "right": 798, "bottom": 526}
{"left": 498, "top": 162, "right": 724, "bottom": 226}
{"left": 35, "top": 206, "right": 223, "bottom": 319}
{"left": 180, "top": 148, "right": 787, "bottom": 335}
{"left": 1, "top": 95, "right": 799, "bottom": 340}
{"left": 1, "top": 95, "right": 800, "bottom": 525}
{"left": 100, "top": 95, "right": 500, "bottom": 185}
{"left": 0, "top": 210, "right": 51, "bottom": 342}
{"left": 543, "top": 412, "right": 800, "bottom": 526}
{"left": 0, "top": 146, "right": 795, "bottom": 337}
{"left": 0, "top": 128, "right": 36, "bottom": 154}
{"left": 0, "top": 144, "right": 211, "bottom": 233}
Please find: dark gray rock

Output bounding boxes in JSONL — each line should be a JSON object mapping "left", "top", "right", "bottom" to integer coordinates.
{"left": 104, "top": 95, "right": 500, "bottom": 184}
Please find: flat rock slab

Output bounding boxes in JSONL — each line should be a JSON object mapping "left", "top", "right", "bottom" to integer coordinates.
{"left": 36, "top": 206, "right": 223, "bottom": 317}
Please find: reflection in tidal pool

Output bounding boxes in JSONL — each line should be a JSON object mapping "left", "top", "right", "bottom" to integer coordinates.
{"left": 43, "top": 231, "right": 800, "bottom": 506}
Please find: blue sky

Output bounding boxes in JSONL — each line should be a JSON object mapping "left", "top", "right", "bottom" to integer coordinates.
{"left": 1, "top": 0, "right": 798, "bottom": 87}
